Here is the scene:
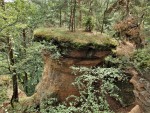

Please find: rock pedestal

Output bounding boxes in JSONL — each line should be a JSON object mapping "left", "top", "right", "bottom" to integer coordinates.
{"left": 35, "top": 49, "right": 112, "bottom": 102}
{"left": 32, "top": 28, "right": 117, "bottom": 103}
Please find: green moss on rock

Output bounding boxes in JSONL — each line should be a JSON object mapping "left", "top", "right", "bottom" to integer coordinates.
{"left": 34, "top": 28, "right": 118, "bottom": 50}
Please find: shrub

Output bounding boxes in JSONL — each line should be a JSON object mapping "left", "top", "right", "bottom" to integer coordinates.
{"left": 84, "top": 17, "right": 94, "bottom": 32}
{"left": 131, "top": 47, "right": 150, "bottom": 76}
{"left": 24, "top": 67, "right": 126, "bottom": 113}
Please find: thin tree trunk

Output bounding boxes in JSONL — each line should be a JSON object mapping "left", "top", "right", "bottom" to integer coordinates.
{"left": 7, "top": 37, "right": 19, "bottom": 106}
{"left": 24, "top": 72, "right": 28, "bottom": 94}
{"left": 101, "top": 0, "right": 109, "bottom": 33}
{"left": 69, "top": 0, "right": 72, "bottom": 31}
{"left": 64, "top": 0, "right": 67, "bottom": 25}
{"left": 22, "top": 29, "right": 28, "bottom": 94}
{"left": 11, "top": 72, "right": 18, "bottom": 102}
{"left": 59, "top": 8, "right": 62, "bottom": 27}
{"left": 78, "top": 0, "right": 82, "bottom": 28}
{"left": 1, "top": 0, "right": 18, "bottom": 107}
{"left": 126, "top": 0, "right": 130, "bottom": 16}
{"left": 73, "top": 0, "right": 77, "bottom": 31}
{"left": 69, "top": 0, "right": 74, "bottom": 32}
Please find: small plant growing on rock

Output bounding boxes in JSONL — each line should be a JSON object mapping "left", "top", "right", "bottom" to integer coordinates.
{"left": 42, "top": 41, "right": 61, "bottom": 59}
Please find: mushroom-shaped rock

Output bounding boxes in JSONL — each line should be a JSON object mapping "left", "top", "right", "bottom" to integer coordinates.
{"left": 33, "top": 28, "right": 117, "bottom": 103}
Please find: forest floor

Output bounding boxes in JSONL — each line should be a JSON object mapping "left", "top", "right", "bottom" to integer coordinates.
{"left": 0, "top": 75, "right": 27, "bottom": 113}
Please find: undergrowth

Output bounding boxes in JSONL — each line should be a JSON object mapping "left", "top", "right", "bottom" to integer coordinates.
{"left": 23, "top": 67, "right": 127, "bottom": 113}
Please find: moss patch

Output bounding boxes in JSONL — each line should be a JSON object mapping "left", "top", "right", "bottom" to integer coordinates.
{"left": 34, "top": 28, "right": 118, "bottom": 50}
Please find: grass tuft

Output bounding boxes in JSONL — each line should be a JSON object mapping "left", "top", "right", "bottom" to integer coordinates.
{"left": 34, "top": 28, "right": 118, "bottom": 50}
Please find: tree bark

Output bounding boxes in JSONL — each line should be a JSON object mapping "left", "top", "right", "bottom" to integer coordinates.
{"left": 7, "top": 37, "right": 19, "bottom": 106}
{"left": 1, "top": 0, "right": 19, "bottom": 106}
{"left": 69, "top": 0, "right": 72, "bottom": 31}
{"left": 59, "top": 8, "right": 62, "bottom": 27}
{"left": 22, "top": 29, "right": 28, "bottom": 94}
{"left": 126, "top": 0, "right": 130, "bottom": 16}
{"left": 101, "top": 0, "right": 109, "bottom": 33}
{"left": 73, "top": 0, "right": 77, "bottom": 31}
{"left": 69, "top": 0, "right": 76, "bottom": 32}
{"left": 78, "top": 0, "right": 82, "bottom": 28}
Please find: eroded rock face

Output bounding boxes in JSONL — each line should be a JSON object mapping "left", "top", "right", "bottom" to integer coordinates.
{"left": 35, "top": 49, "right": 112, "bottom": 102}
{"left": 129, "top": 105, "right": 142, "bottom": 113}
{"left": 129, "top": 69, "right": 150, "bottom": 113}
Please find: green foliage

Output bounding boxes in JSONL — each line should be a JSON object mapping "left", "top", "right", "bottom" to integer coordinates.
{"left": 105, "top": 44, "right": 150, "bottom": 77}
{"left": 15, "top": 42, "right": 44, "bottom": 95}
{"left": 104, "top": 46, "right": 150, "bottom": 103}
{"left": 42, "top": 41, "right": 62, "bottom": 59}
{"left": 105, "top": 56, "right": 132, "bottom": 69}
{"left": 0, "top": 0, "right": 52, "bottom": 96}
{"left": 131, "top": 47, "right": 150, "bottom": 75}
{"left": 0, "top": 54, "right": 9, "bottom": 74}
{"left": 132, "top": 48, "right": 150, "bottom": 69}
{"left": 0, "top": 75, "right": 10, "bottom": 105}
{"left": 84, "top": 17, "right": 94, "bottom": 32}
{"left": 70, "top": 67, "right": 125, "bottom": 112}
{"left": 34, "top": 28, "right": 118, "bottom": 50}
{"left": 22, "top": 66, "right": 126, "bottom": 113}
{"left": 0, "top": 84, "right": 8, "bottom": 105}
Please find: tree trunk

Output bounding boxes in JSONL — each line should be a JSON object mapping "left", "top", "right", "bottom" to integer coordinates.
{"left": 12, "top": 72, "right": 19, "bottom": 102}
{"left": 24, "top": 72, "right": 28, "bottom": 94}
{"left": 7, "top": 37, "right": 19, "bottom": 106}
{"left": 78, "top": 0, "right": 82, "bottom": 28}
{"left": 73, "top": 0, "right": 77, "bottom": 31}
{"left": 69, "top": 0, "right": 72, "bottom": 30}
{"left": 2, "top": 0, "right": 18, "bottom": 106}
{"left": 126, "top": 0, "right": 130, "bottom": 16}
{"left": 69, "top": 0, "right": 76, "bottom": 32}
{"left": 69, "top": 0, "right": 74, "bottom": 31}
{"left": 64, "top": 0, "right": 67, "bottom": 25}
{"left": 101, "top": 0, "right": 109, "bottom": 33}
{"left": 59, "top": 8, "right": 62, "bottom": 27}
{"left": 22, "top": 29, "right": 28, "bottom": 94}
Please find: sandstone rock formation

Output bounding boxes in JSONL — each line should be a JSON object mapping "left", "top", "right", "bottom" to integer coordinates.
{"left": 35, "top": 49, "right": 112, "bottom": 103}
{"left": 32, "top": 28, "right": 117, "bottom": 103}
{"left": 128, "top": 69, "right": 150, "bottom": 113}
{"left": 18, "top": 28, "right": 137, "bottom": 112}
{"left": 129, "top": 105, "right": 142, "bottom": 113}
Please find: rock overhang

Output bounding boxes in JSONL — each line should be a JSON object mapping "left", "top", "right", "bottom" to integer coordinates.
{"left": 33, "top": 28, "right": 118, "bottom": 51}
